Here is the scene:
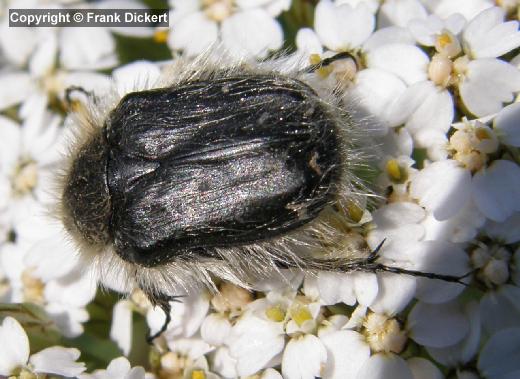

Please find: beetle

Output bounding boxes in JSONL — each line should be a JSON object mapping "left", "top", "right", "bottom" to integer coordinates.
{"left": 60, "top": 53, "right": 468, "bottom": 341}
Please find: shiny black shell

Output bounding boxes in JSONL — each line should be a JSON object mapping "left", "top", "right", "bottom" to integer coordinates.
{"left": 65, "top": 74, "right": 342, "bottom": 267}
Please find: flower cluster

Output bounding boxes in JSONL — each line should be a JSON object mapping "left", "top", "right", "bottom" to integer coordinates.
{"left": 1, "top": 0, "right": 520, "bottom": 378}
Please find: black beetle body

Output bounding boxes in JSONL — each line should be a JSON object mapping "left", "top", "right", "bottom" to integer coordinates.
{"left": 63, "top": 74, "right": 343, "bottom": 269}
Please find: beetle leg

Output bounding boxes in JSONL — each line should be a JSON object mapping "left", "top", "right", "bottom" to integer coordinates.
{"left": 144, "top": 292, "right": 185, "bottom": 344}
{"left": 302, "top": 51, "right": 358, "bottom": 74}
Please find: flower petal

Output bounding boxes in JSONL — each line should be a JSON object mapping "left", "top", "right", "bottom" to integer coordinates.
{"left": 352, "top": 68, "right": 407, "bottom": 126}
{"left": 321, "top": 330, "right": 370, "bottom": 379}
{"left": 356, "top": 353, "right": 414, "bottom": 379}
{"left": 317, "top": 272, "right": 356, "bottom": 306}
{"left": 479, "top": 285, "right": 520, "bottom": 335}
{"left": 472, "top": 160, "right": 520, "bottom": 222}
{"left": 410, "top": 159, "right": 471, "bottom": 221}
{"left": 369, "top": 273, "right": 416, "bottom": 315}
{"left": 463, "top": 7, "right": 520, "bottom": 58}
{"left": 59, "top": 27, "right": 116, "bottom": 70}
{"left": 460, "top": 58, "right": 520, "bottom": 117}
{"left": 0, "top": 72, "right": 34, "bottom": 110}
{"left": 412, "top": 241, "right": 470, "bottom": 304}
{"left": 221, "top": 9, "right": 283, "bottom": 58}
{"left": 427, "top": 302, "right": 481, "bottom": 366}
{"left": 315, "top": 0, "right": 375, "bottom": 50}
{"left": 353, "top": 272, "right": 378, "bottom": 307}
{"left": 201, "top": 314, "right": 232, "bottom": 346}
{"left": 494, "top": 102, "right": 520, "bottom": 147}
{"left": 407, "top": 357, "right": 443, "bottom": 379}
{"left": 30, "top": 347, "right": 85, "bottom": 377}
{"left": 408, "top": 301, "right": 469, "bottom": 348}
{"left": 0, "top": 317, "right": 29, "bottom": 375}
{"left": 110, "top": 300, "right": 134, "bottom": 356}
{"left": 378, "top": 0, "right": 427, "bottom": 28}
{"left": 485, "top": 212, "right": 520, "bottom": 244}
{"left": 212, "top": 346, "right": 238, "bottom": 379}
{"left": 168, "top": 12, "right": 218, "bottom": 57}
{"left": 228, "top": 314, "right": 285, "bottom": 376}
{"left": 112, "top": 61, "right": 161, "bottom": 96}
{"left": 281, "top": 334, "right": 327, "bottom": 379}
{"left": 367, "top": 44, "right": 429, "bottom": 85}
{"left": 478, "top": 328, "right": 520, "bottom": 379}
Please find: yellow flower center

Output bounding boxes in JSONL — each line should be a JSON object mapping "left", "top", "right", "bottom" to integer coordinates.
{"left": 153, "top": 29, "right": 169, "bottom": 44}
{"left": 434, "top": 30, "right": 461, "bottom": 58}
{"left": 202, "top": 0, "right": 234, "bottom": 22}
{"left": 289, "top": 304, "right": 312, "bottom": 327}
{"left": 22, "top": 269, "right": 45, "bottom": 304}
{"left": 11, "top": 159, "right": 38, "bottom": 197}
{"left": 385, "top": 159, "right": 408, "bottom": 184}
{"left": 266, "top": 304, "right": 286, "bottom": 322}
{"left": 309, "top": 54, "right": 333, "bottom": 78}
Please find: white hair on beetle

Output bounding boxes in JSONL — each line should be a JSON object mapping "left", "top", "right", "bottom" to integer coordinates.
{"left": 56, "top": 47, "right": 384, "bottom": 301}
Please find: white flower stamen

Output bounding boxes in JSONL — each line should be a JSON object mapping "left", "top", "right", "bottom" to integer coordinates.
{"left": 362, "top": 313, "right": 407, "bottom": 354}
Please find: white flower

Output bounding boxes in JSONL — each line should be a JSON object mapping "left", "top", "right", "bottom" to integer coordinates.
{"left": 410, "top": 158, "right": 520, "bottom": 223}
{"left": 0, "top": 316, "right": 85, "bottom": 377}
{"left": 384, "top": 7, "right": 520, "bottom": 157}
{"left": 0, "top": 28, "right": 111, "bottom": 114}
{"left": 43, "top": 266, "right": 98, "bottom": 337}
{"left": 200, "top": 282, "right": 253, "bottom": 347}
{"left": 458, "top": 7, "right": 520, "bottom": 116}
{"left": 315, "top": 270, "right": 378, "bottom": 307}
{"left": 168, "top": 0, "right": 288, "bottom": 58}
{"left": 0, "top": 0, "right": 117, "bottom": 70}
{"left": 320, "top": 310, "right": 417, "bottom": 379}
{"left": 0, "top": 67, "right": 110, "bottom": 121}
{"left": 79, "top": 356, "right": 146, "bottom": 379}
{"left": 0, "top": 111, "right": 63, "bottom": 213}
{"left": 296, "top": 1, "right": 422, "bottom": 129}
{"left": 154, "top": 337, "right": 214, "bottom": 377}
{"left": 408, "top": 13, "right": 466, "bottom": 48}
